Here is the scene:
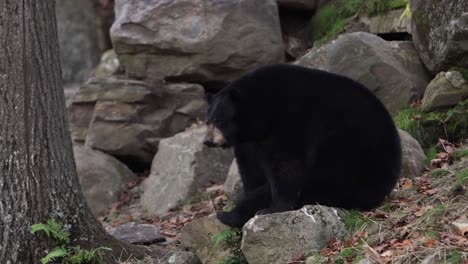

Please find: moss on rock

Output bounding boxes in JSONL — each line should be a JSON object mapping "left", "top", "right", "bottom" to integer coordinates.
{"left": 311, "top": 0, "right": 408, "bottom": 43}
{"left": 394, "top": 99, "right": 468, "bottom": 147}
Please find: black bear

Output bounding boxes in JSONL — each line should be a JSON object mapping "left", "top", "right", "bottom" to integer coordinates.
{"left": 203, "top": 64, "right": 402, "bottom": 228}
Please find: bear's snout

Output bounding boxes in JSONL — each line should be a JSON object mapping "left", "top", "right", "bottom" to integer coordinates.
{"left": 204, "top": 124, "right": 226, "bottom": 148}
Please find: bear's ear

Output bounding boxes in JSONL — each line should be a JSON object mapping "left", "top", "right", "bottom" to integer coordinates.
{"left": 205, "top": 92, "right": 215, "bottom": 104}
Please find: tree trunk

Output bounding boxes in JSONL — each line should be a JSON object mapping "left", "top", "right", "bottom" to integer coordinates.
{"left": 0, "top": 1, "right": 148, "bottom": 263}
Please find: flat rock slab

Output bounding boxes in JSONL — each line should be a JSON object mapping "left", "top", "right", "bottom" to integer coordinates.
{"left": 110, "top": 222, "right": 166, "bottom": 245}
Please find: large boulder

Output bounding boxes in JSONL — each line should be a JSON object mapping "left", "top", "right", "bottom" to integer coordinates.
{"left": 73, "top": 145, "right": 136, "bottom": 216}
{"left": 68, "top": 77, "right": 207, "bottom": 169}
{"left": 410, "top": 0, "right": 468, "bottom": 73}
{"left": 296, "top": 32, "right": 430, "bottom": 114}
{"left": 140, "top": 126, "right": 233, "bottom": 215}
{"left": 56, "top": 0, "right": 100, "bottom": 85}
{"left": 421, "top": 71, "right": 468, "bottom": 111}
{"left": 241, "top": 205, "right": 346, "bottom": 264}
{"left": 110, "top": 0, "right": 284, "bottom": 82}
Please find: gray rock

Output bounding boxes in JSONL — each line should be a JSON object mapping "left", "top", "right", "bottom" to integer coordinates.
{"left": 360, "top": 8, "right": 411, "bottom": 34}
{"left": 399, "top": 129, "right": 426, "bottom": 179}
{"left": 56, "top": 0, "right": 99, "bottom": 84}
{"left": 296, "top": 32, "right": 430, "bottom": 114}
{"left": 68, "top": 77, "right": 207, "bottom": 169}
{"left": 180, "top": 214, "right": 231, "bottom": 264}
{"left": 110, "top": 0, "right": 284, "bottom": 82}
{"left": 224, "top": 160, "right": 244, "bottom": 202}
{"left": 279, "top": 7, "right": 314, "bottom": 59}
{"left": 73, "top": 145, "right": 136, "bottom": 216}
{"left": 110, "top": 222, "right": 166, "bottom": 245}
{"left": 410, "top": 0, "right": 468, "bottom": 73}
{"left": 163, "top": 251, "right": 201, "bottom": 264}
{"left": 140, "top": 126, "right": 234, "bottom": 215}
{"left": 92, "top": 49, "right": 120, "bottom": 78}
{"left": 305, "top": 254, "right": 328, "bottom": 264}
{"left": 421, "top": 71, "right": 468, "bottom": 111}
{"left": 241, "top": 205, "right": 346, "bottom": 264}
{"left": 356, "top": 258, "right": 378, "bottom": 264}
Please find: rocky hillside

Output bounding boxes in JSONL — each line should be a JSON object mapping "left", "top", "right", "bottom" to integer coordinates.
{"left": 56, "top": 0, "right": 468, "bottom": 263}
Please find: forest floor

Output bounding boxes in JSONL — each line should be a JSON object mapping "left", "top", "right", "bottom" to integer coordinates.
{"left": 99, "top": 140, "right": 468, "bottom": 264}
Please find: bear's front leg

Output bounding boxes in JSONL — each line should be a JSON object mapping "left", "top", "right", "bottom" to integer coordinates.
{"left": 259, "top": 158, "right": 306, "bottom": 214}
{"left": 234, "top": 142, "right": 268, "bottom": 192}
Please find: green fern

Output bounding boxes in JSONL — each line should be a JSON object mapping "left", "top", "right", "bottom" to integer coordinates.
{"left": 212, "top": 229, "right": 242, "bottom": 247}
{"left": 212, "top": 229, "right": 247, "bottom": 264}
{"left": 31, "top": 223, "right": 53, "bottom": 237}
{"left": 31, "top": 219, "right": 70, "bottom": 243}
{"left": 31, "top": 219, "right": 111, "bottom": 264}
{"left": 41, "top": 246, "right": 68, "bottom": 264}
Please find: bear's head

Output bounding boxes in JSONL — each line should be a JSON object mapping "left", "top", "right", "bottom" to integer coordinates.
{"left": 203, "top": 90, "right": 239, "bottom": 148}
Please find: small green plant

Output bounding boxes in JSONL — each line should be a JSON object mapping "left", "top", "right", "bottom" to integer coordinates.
{"left": 212, "top": 229, "right": 242, "bottom": 247}
{"left": 399, "top": 1, "right": 411, "bottom": 22}
{"left": 212, "top": 229, "right": 247, "bottom": 264}
{"left": 394, "top": 99, "right": 468, "bottom": 148}
{"left": 452, "top": 149, "right": 468, "bottom": 161}
{"left": 425, "top": 230, "right": 439, "bottom": 239}
{"left": 455, "top": 169, "right": 468, "bottom": 185}
{"left": 429, "top": 169, "right": 449, "bottom": 178}
{"left": 334, "top": 246, "right": 365, "bottom": 264}
{"left": 312, "top": 0, "right": 409, "bottom": 43}
{"left": 344, "top": 210, "right": 369, "bottom": 233}
{"left": 425, "top": 146, "right": 438, "bottom": 164}
{"left": 31, "top": 219, "right": 111, "bottom": 264}
{"left": 447, "top": 250, "right": 462, "bottom": 264}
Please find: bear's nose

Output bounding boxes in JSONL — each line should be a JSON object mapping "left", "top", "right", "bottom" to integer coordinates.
{"left": 203, "top": 139, "right": 217, "bottom": 147}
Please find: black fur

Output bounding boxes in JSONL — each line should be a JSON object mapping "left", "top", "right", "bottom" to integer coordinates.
{"left": 205, "top": 64, "right": 402, "bottom": 228}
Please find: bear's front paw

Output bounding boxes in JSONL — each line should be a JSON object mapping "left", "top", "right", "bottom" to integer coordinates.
{"left": 217, "top": 211, "right": 248, "bottom": 228}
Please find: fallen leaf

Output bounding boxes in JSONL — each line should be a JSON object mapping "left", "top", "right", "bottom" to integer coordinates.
{"left": 401, "top": 178, "right": 413, "bottom": 189}
{"left": 414, "top": 205, "right": 433, "bottom": 217}
{"left": 393, "top": 239, "right": 413, "bottom": 249}
{"left": 422, "top": 239, "right": 437, "bottom": 248}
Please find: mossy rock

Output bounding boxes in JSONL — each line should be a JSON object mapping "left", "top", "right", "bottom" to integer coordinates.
{"left": 311, "top": 0, "right": 408, "bottom": 43}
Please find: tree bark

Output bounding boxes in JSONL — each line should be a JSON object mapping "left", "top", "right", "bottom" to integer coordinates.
{"left": 0, "top": 1, "right": 148, "bottom": 263}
